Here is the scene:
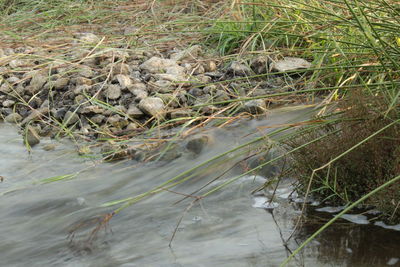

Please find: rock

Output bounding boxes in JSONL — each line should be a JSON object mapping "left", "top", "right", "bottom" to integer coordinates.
{"left": 75, "top": 32, "right": 100, "bottom": 43}
{"left": 170, "top": 45, "right": 203, "bottom": 61}
{"left": 75, "top": 77, "right": 92, "bottom": 86}
{"left": 90, "top": 114, "right": 105, "bottom": 124}
{"left": 195, "top": 74, "right": 212, "bottom": 84}
{"left": 129, "top": 88, "right": 148, "bottom": 101}
{"left": 270, "top": 57, "right": 311, "bottom": 72}
{"left": 226, "top": 61, "right": 252, "bottom": 76}
{"left": 111, "top": 63, "right": 130, "bottom": 76}
{"left": 126, "top": 122, "right": 139, "bottom": 130}
{"left": 204, "top": 60, "right": 217, "bottom": 72}
{"left": 114, "top": 74, "right": 132, "bottom": 89}
{"left": 63, "top": 111, "right": 80, "bottom": 126}
{"left": 140, "top": 56, "right": 180, "bottom": 73}
{"left": 21, "top": 107, "right": 49, "bottom": 126}
{"left": 158, "top": 143, "right": 182, "bottom": 161}
{"left": 250, "top": 56, "right": 270, "bottom": 74}
{"left": 138, "top": 97, "right": 165, "bottom": 118}
{"left": 29, "top": 73, "right": 47, "bottom": 93}
{"left": 105, "top": 84, "right": 121, "bottom": 100}
{"left": 186, "top": 135, "right": 210, "bottom": 154}
{"left": 127, "top": 82, "right": 147, "bottom": 93}
{"left": 203, "top": 85, "right": 217, "bottom": 94}
{"left": 214, "top": 90, "right": 230, "bottom": 102}
{"left": 192, "top": 64, "right": 205, "bottom": 75}
{"left": 42, "top": 144, "right": 56, "bottom": 151}
{"left": 2, "top": 99, "right": 15, "bottom": 108}
{"left": 80, "top": 105, "right": 105, "bottom": 114}
{"left": 123, "top": 26, "right": 138, "bottom": 35}
{"left": 77, "top": 66, "right": 94, "bottom": 78}
{"left": 170, "top": 109, "right": 191, "bottom": 119}
{"left": 4, "top": 113, "right": 22, "bottom": 123}
{"left": 189, "top": 88, "right": 203, "bottom": 97}
{"left": 244, "top": 99, "right": 267, "bottom": 114}
{"left": 73, "top": 84, "right": 91, "bottom": 95}
{"left": 148, "top": 80, "right": 174, "bottom": 93}
{"left": 24, "top": 126, "right": 40, "bottom": 147}
{"left": 53, "top": 77, "right": 69, "bottom": 90}
{"left": 0, "top": 83, "right": 11, "bottom": 93}
{"left": 127, "top": 104, "right": 145, "bottom": 119}
{"left": 8, "top": 59, "right": 26, "bottom": 68}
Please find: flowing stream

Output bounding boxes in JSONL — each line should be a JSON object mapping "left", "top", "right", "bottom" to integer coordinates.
{"left": 1, "top": 106, "right": 399, "bottom": 267}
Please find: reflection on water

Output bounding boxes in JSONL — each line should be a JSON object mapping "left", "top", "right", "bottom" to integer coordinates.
{"left": 0, "top": 106, "right": 399, "bottom": 267}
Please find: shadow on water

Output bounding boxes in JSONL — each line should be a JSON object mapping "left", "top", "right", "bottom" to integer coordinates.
{"left": 0, "top": 106, "right": 399, "bottom": 267}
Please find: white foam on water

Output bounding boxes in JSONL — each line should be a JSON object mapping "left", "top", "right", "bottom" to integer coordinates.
{"left": 387, "top": 258, "right": 399, "bottom": 266}
{"left": 315, "top": 206, "right": 345, "bottom": 213}
{"left": 340, "top": 214, "right": 369, "bottom": 225}
{"left": 252, "top": 196, "right": 279, "bottom": 210}
{"left": 374, "top": 221, "right": 400, "bottom": 231}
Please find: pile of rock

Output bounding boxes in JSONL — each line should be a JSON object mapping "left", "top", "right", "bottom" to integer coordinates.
{"left": 0, "top": 34, "right": 311, "bottom": 147}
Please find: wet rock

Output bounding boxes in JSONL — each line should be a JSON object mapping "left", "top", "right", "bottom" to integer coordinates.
{"left": 270, "top": 57, "right": 311, "bottom": 72}
{"left": 138, "top": 97, "right": 165, "bottom": 118}
{"left": 4, "top": 113, "right": 22, "bottom": 123}
{"left": 114, "top": 74, "right": 132, "bottom": 89}
{"left": 64, "top": 111, "right": 80, "bottom": 126}
{"left": 186, "top": 135, "right": 211, "bottom": 154}
{"left": 21, "top": 107, "right": 49, "bottom": 126}
{"left": 2, "top": 99, "right": 15, "bottom": 108}
{"left": 105, "top": 84, "right": 121, "bottom": 100}
{"left": 24, "top": 126, "right": 40, "bottom": 147}
{"left": 42, "top": 144, "right": 56, "bottom": 151}
{"left": 158, "top": 93, "right": 180, "bottom": 108}
{"left": 250, "top": 55, "right": 270, "bottom": 74}
{"left": 170, "top": 45, "right": 203, "bottom": 61}
{"left": 244, "top": 99, "right": 267, "bottom": 114}
{"left": 159, "top": 143, "right": 182, "bottom": 161}
{"left": 127, "top": 104, "right": 145, "bottom": 119}
{"left": 226, "top": 61, "right": 252, "bottom": 76}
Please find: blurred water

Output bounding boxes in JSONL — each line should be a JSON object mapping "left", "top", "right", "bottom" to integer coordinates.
{"left": 0, "top": 106, "right": 399, "bottom": 267}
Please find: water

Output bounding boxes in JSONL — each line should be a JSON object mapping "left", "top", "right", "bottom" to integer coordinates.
{"left": 1, "top": 106, "right": 399, "bottom": 267}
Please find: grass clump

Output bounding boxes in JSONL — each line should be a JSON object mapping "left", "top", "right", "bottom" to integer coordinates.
{"left": 287, "top": 90, "right": 400, "bottom": 221}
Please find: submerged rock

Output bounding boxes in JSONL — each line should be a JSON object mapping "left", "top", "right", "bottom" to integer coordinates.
{"left": 24, "top": 126, "right": 40, "bottom": 147}
{"left": 244, "top": 99, "right": 267, "bottom": 114}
